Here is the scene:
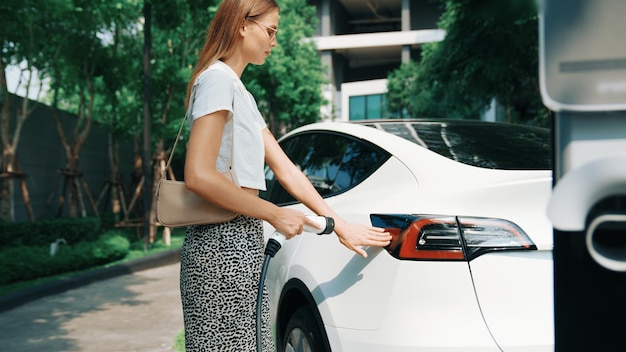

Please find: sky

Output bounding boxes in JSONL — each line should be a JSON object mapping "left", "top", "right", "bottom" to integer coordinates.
{"left": 5, "top": 63, "right": 50, "bottom": 100}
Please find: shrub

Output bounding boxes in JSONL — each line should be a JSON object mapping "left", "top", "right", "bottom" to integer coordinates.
{"left": 0, "top": 217, "right": 102, "bottom": 249}
{"left": 0, "top": 246, "right": 49, "bottom": 285}
{"left": 92, "top": 231, "right": 131, "bottom": 263}
{"left": 0, "top": 231, "right": 130, "bottom": 285}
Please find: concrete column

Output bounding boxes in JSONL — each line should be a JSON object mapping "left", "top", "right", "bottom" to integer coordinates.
{"left": 401, "top": 0, "right": 411, "bottom": 63}
{"left": 320, "top": 51, "right": 336, "bottom": 120}
{"left": 321, "top": 0, "right": 331, "bottom": 36}
{"left": 319, "top": 0, "right": 337, "bottom": 120}
{"left": 402, "top": 0, "right": 410, "bottom": 31}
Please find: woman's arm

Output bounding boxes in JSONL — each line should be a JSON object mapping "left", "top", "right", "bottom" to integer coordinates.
{"left": 263, "top": 128, "right": 391, "bottom": 257}
{"left": 184, "top": 112, "right": 307, "bottom": 238}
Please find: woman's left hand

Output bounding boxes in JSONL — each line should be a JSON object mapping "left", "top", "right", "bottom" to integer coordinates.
{"left": 333, "top": 220, "right": 391, "bottom": 258}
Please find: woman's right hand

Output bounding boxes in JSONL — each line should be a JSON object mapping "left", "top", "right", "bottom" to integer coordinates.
{"left": 270, "top": 207, "right": 306, "bottom": 240}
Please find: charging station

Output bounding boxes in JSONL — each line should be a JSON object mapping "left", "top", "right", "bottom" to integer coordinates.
{"left": 540, "top": 0, "right": 626, "bottom": 350}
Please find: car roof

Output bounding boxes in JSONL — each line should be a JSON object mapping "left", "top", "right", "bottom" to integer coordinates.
{"left": 349, "top": 118, "right": 548, "bottom": 131}
{"left": 284, "top": 119, "right": 552, "bottom": 171}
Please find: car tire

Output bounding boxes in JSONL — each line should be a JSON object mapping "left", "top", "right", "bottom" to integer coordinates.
{"left": 282, "top": 305, "right": 328, "bottom": 352}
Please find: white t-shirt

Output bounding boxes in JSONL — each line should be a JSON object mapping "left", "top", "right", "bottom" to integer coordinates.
{"left": 189, "top": 60, "right": 267, "bottom": 191}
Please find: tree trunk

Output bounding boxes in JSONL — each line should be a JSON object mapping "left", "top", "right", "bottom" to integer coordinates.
{"left": 0, "top": 61, "right": 11, "bottom": 221}
{"left": 142, "top": 0, "right": 153, "bottom": 251}
{"left": 66, "top": 156, "right": 81, "bottom": 217}
{"left": 108, "top": 133, "right": 122, "bottom": 218}
{"left": 0, "top": 146, "right": 15, "bottom": 222}
{"left": 52, "top": 81, "right": 94, "bottom": 218}
{"left": 0, "top": 61, "right": 35, "bottom": 222}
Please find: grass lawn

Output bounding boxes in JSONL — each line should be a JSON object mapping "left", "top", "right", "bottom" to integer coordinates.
{"left": 174, "top": 329, "right": 185, "bottom": 351}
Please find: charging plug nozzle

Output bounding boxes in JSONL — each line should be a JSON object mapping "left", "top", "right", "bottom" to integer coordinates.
{"left": 264, "top": 235, "right": 283, "bottom": 257}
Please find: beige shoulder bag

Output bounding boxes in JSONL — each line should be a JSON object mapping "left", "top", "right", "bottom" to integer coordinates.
{"left": 155, "top": 84, "right": 239, "bottom": 228}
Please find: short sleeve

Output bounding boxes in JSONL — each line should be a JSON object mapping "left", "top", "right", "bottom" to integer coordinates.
{"left": 190, "top": 69, "right": 236, "bottom": 124}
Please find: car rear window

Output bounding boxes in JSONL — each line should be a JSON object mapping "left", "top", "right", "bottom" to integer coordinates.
{"left": 365, "top": 122, "right": 552, "bottom": 170}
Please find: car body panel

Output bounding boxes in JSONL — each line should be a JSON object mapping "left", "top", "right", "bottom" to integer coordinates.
{"left": 324, "top": 263, "right": 501, "bottom": 352}
{"left": 326, "top": 325, "right": 500, "bottom": 352}
{"left": 468, "top": 251, "right": 554, "bottom": 352}
{"left": 266, "top": 156, "right": 420, "bottom": 330}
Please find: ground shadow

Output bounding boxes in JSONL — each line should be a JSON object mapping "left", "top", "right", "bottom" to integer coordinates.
{"left": 0, "top": 271, "right": 160, "bottom": 351}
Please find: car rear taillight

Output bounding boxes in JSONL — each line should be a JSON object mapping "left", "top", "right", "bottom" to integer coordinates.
{"left": 370, "top": 214, "right": 537, "bottom": 261}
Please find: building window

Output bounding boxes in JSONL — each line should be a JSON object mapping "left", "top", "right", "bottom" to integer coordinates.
{"left": 349, "top": 94, "right": 386, "bottom": 120}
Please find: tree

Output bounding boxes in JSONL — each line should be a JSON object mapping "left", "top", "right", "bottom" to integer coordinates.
{"left": 149, "top": 0, "right": 219, "bottom": 169}
{"left": 142, "top": 0, "right": 218, "bottom": 243}
{"left": 47, "top": 0, "right": 143, "bottom": 217}
{"left": 91, "top": 1, "right": 144, "bottom": 222}
{"left": 0, "top": 0, "right": 71, "bottom": 221}
{"left": 386, "top": 61, "right": 420, "bottom": 119}
{"left": 387, "top": 0, "right": 548, "bottom": 127}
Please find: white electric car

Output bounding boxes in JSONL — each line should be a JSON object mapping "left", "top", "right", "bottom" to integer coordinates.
{"left": 261, "top": 119, "right": 554, "bottom": 352}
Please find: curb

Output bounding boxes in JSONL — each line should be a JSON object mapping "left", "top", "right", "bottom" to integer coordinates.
{"left": 0, "top": 247, "right": 181, "bottom": 313}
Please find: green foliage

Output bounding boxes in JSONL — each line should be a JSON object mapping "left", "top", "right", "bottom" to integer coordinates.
{"left": 92, "top": 231, "right": 132, "bottom": 261}
{"left": 174, "top": 329, "right": 186, "bottom": 351}
{"left": 386, "top": 61, "right": 421, "bottom": 118}
{"left": 0, "top": 231, "right": 130, "bottom": 285}
{"left": 0, "top": 217, "right": 102, "bottom": 249}
{"left": 0, "top": 246, "right": 48, "bottom": 286}
{"left": 147, "top": 0, "right": 221, "bottom": 164}
{"left": 386, "top": 0, "right": 549, "bottom": 127}
{"left": 4, "top": 0, "right": 326, "bottom": 147}
{"left": 0, "top": 228, "right": 184, "bottom": 295}
{"left": 99, "top": 211, "right": 123, "bottom": 231}
{"left": 2, "top": 0, "right": 72, "bottom": 67}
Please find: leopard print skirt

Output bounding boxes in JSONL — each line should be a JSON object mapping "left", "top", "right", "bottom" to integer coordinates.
{"left": 180, "top": 215, "right": 274, "bottom": 352}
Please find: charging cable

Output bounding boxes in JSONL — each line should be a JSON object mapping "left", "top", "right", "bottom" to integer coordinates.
{"left": 256, "top": 215, "right": 335, "bottom": 352}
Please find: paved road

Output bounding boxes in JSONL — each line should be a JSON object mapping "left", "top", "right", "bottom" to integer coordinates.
{"left": 0, "top": 263, "right": 184, "bottom": 352}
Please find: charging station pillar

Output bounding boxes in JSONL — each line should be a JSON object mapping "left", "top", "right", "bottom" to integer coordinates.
{"left": 540, "top": 1, "right": 626, "bottom": 350}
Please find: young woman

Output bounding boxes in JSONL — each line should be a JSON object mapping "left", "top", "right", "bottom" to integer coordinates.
{"left": 180, "top": 0, "right": 392, "bottom": 350}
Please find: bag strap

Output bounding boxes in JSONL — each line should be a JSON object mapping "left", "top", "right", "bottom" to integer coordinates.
{"left": 162, "top": 86, "right": 196, "bottom": 179}
{"left": 161, "top": 64, "right": 239, "bottom": 181}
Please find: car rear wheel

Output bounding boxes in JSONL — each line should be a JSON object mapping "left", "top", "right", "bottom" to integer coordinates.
{"left": 282, "top": 306, "right": 328, "bottom": 352}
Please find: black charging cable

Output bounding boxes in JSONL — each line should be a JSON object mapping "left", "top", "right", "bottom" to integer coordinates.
{"left": 256, "top": 216, "right": 335, "bottom": 352}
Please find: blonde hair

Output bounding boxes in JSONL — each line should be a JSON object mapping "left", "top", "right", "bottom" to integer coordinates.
{"left": 185, "top": 0, "right": 279, "bottom": 108}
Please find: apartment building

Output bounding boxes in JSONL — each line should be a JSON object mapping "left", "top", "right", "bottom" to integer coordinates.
{"left": 308, "top": 0, "right": 445, "bottom": 121}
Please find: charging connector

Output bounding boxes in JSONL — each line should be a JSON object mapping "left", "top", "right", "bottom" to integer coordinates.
{"left": 256, "top": 215, "right": 334, "bottom": 352}
{"left": 263, "top": 216, "right": 334, "bottom": 258}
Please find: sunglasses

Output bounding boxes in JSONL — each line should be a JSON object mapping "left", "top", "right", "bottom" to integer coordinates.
{"left": 247, "top": 18, "right": 278, "bottom": 40}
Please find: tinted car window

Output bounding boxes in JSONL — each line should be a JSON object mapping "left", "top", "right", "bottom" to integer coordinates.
{"left": 261, "top": 132, "right": 389, "bottom": 205}
{"left": 365, "top": 121, "right": 551, "bottom": 170}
